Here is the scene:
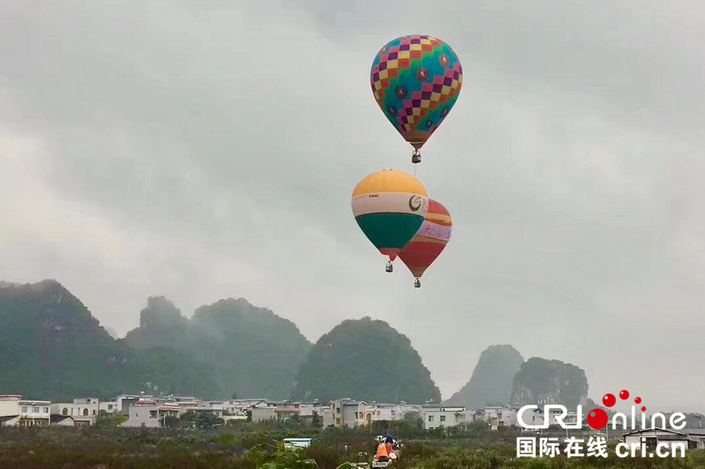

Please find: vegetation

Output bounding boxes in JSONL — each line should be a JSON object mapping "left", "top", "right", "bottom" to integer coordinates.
{"left": 0, "top": 423, "right": 703, "bottom": 469}
{"left": 291, "top": 317, "right": 441, "bottom": 403}
{"left": 446, "top": 344, "right": 525, "bottom": 407}
{"left": 511, "top": 357, "right": 589, "bottom": 409}
{"left": 178, "top": 410, "right": 225, "bottom": 430}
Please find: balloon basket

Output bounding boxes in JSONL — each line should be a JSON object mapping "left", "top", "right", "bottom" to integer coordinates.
{"left": 411, "top": 149, "right": 421, "bottom": 164}
{"left": 414, "top": 278, "right": 421, "bottom": 288}
{"left": 386, "top": 261, "right": 393, "bottom": 273}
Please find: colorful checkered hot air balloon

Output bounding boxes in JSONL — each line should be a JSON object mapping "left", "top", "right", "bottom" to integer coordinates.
{"left": 351, "top": 169, "right": 429, "bottom": 272}
{"left": 371, "top": 35, "right": 463, "bottom": 163}
{"left": 398, "top": 199, "right": 452, "bottom": 287}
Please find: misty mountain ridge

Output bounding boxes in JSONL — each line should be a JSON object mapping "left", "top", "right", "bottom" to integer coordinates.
{"left": 0, "top": 280, "right": 312, "bottom": 401}
{"left": 123, "top": 296, "right": 312, "bottom": 399}
{"left": 445, "top": 344, "right": 524, "bottom": 407}
{"left": 3, "top": 279, "right": 679, "bottom": 413}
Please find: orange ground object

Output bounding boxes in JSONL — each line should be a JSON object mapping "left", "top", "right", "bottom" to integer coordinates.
{"left": 375, "top": 443, "right": 388, "bottom": 458}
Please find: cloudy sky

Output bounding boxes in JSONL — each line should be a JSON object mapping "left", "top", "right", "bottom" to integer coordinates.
{"left": 1, "top": 0, "right": 704, "bottom": 412}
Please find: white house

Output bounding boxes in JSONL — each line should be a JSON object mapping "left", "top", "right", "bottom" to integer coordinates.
{"left": 18, "top": 399, "right": 52, "bottom": 427}
{"left": 100, "top": 400, "right": 118, "bottom": 414}
{"left": 362, "top": 402, "right": 422, "bottom": 423}
{"left": 483, "top": 405, "right": 519, "bottom": 429}
{"left": 0, "top": 394, "right": 23, "bottom": 420}
{"left": 399, "top": 403, "right": 423, "bottom": 419}
{"left": 420, "top": 405, "right": 466, "bottom": 430}
{"left": 252, "top": 406, "right": 276, "bottom": 422}
{"left": 365, "top": 403, "right": 398, "bottom": 422}
{"left": 322, "top": 407, "right": 334, "bottom": 427}
{"left": 205, "top": 401, "right": 224, "bottom": 412}
{"left": 1, "top": 395, "right": 53, "bottom": 427}
{"left": 483, "top": 406, "right": 503, "bottom": 430}
{"left": 159, "top": 396, "right": 201, "bottom": 408}
{"left": 463, "top": 408, "right": 486, "bottom": 423}
{"left": 120, "top": 401, "right": 181, "bottom": 428}
{"left": 222, "top": 399, "right": 269, "bottom": 416}
{"left": 331, "top": 399, "right": 368, "bottom": 428}
{"left": 299, "top": 402, "right": 330, "bottom": 422}
{"left": 117, "top": 394, "right": 154, "bottom": 413}
{"left": 51, "top": 398, "right": 100, "bottom": 425}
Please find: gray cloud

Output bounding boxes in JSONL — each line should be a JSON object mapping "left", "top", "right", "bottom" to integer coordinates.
{"left": 1, "top": 0, "right": 704, "bottom": 411}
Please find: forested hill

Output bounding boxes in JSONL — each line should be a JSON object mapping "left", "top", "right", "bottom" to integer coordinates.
{"left": 0, "top": 280, "right": 137, "bottom": 400}
{"left": 0, "top": 280, "right": 311, "bottom": 400}
{"left": 511, "top": 357, "right": 589, "bottom": 409}
{"left": 291, "top": 317, "right": 442, "bottom": 403}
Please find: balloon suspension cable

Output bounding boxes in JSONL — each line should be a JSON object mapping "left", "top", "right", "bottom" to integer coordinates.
{"left": 388, "top": 287, "right": 418, "bottom": 438}
{"left": 386, "top": 260, "right": 393, "bottom": 273}
{"left": 411, "top": 149, "right": 421, "bottom": 164}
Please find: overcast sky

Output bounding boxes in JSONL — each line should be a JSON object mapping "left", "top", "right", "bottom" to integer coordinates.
{"left": 1, "top": 0, "right": 704, "bottom": 412}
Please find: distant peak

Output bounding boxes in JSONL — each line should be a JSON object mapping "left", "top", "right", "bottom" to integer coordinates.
{"left": 0, "top": 279, "right": 64, "bottom": 291}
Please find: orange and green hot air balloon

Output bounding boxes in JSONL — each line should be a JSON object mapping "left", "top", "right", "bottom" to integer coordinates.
{"left": 352, "top": 169, "right": 429, "bottom": 272}
{"left": 398, "top": 199, "right": 452, "bottom": 287}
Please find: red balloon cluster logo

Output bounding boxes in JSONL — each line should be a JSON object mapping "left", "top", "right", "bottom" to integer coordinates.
{"left": 517, "top": 388, "right": 685, "bottom": 432}
{"left": 586, "top": 389, "right": 644, "bottom": 429}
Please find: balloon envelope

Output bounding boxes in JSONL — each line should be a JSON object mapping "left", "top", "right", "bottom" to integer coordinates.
{"left": 371, "top": 35, "right": 463, "bottom": 151}
{"left": 398, "top": 199, "right": 452, "bottom": 278}
{"left": 351, "top": 169, "right": 429, "bottom": 261}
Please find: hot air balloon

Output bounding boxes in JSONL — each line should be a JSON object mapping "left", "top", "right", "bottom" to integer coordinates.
{"left": 398, "top": 199, "right": 452, "bottom": 287}
{"left": 371, "top": 35, "right": 463, "bottom": 163}
{"left": 352, "top": 169, "right": 429, "bottom": 272}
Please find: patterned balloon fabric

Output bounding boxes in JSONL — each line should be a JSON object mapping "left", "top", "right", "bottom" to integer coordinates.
{"left": 398, "top": 199, "right": 452, "bottom": 279}
{"left": 371, "top": 35, "right": 463, "bottom": 151}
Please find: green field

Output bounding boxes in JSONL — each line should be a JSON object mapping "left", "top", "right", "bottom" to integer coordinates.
{"left": 1, "top": 420, "right": 704, "bottom": 469}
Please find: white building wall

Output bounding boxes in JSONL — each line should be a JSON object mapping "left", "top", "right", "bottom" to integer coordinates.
{"left": 51, "top": 398, "right": 100, "bottom": 423}
{"left": 121, "top": 405, "right": 179, "bottom": 428}
{"left": 322, "top": 408, "right": 333, "bottom": 428}
{"left": 17, "top": 400, "right": 51, "bottom": 426}
{"left": 421, "top": 407, "right": 466, "bottom": 429}
{"left": 100, "top": 401, "right": 118, "bottom": 413}
{"left": 0, "top": 395, "right": 21, "bottom": 417}
{"left": 252, "top": 406, "right": 276, "bottom": 422}
{"left": 19, "top": 401, "right": 51, "bottom": 420}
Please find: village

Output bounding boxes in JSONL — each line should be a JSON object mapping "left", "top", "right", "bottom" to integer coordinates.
{"left": 3, "top": 392, "right": 705, "bottom": 453}
{"left": 0, "top": 392, "right": 579, "bottom": 429}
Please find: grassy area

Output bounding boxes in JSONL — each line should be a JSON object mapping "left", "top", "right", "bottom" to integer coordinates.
{"left": 0, "top": 424, "right": 703, "bottom": 468}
